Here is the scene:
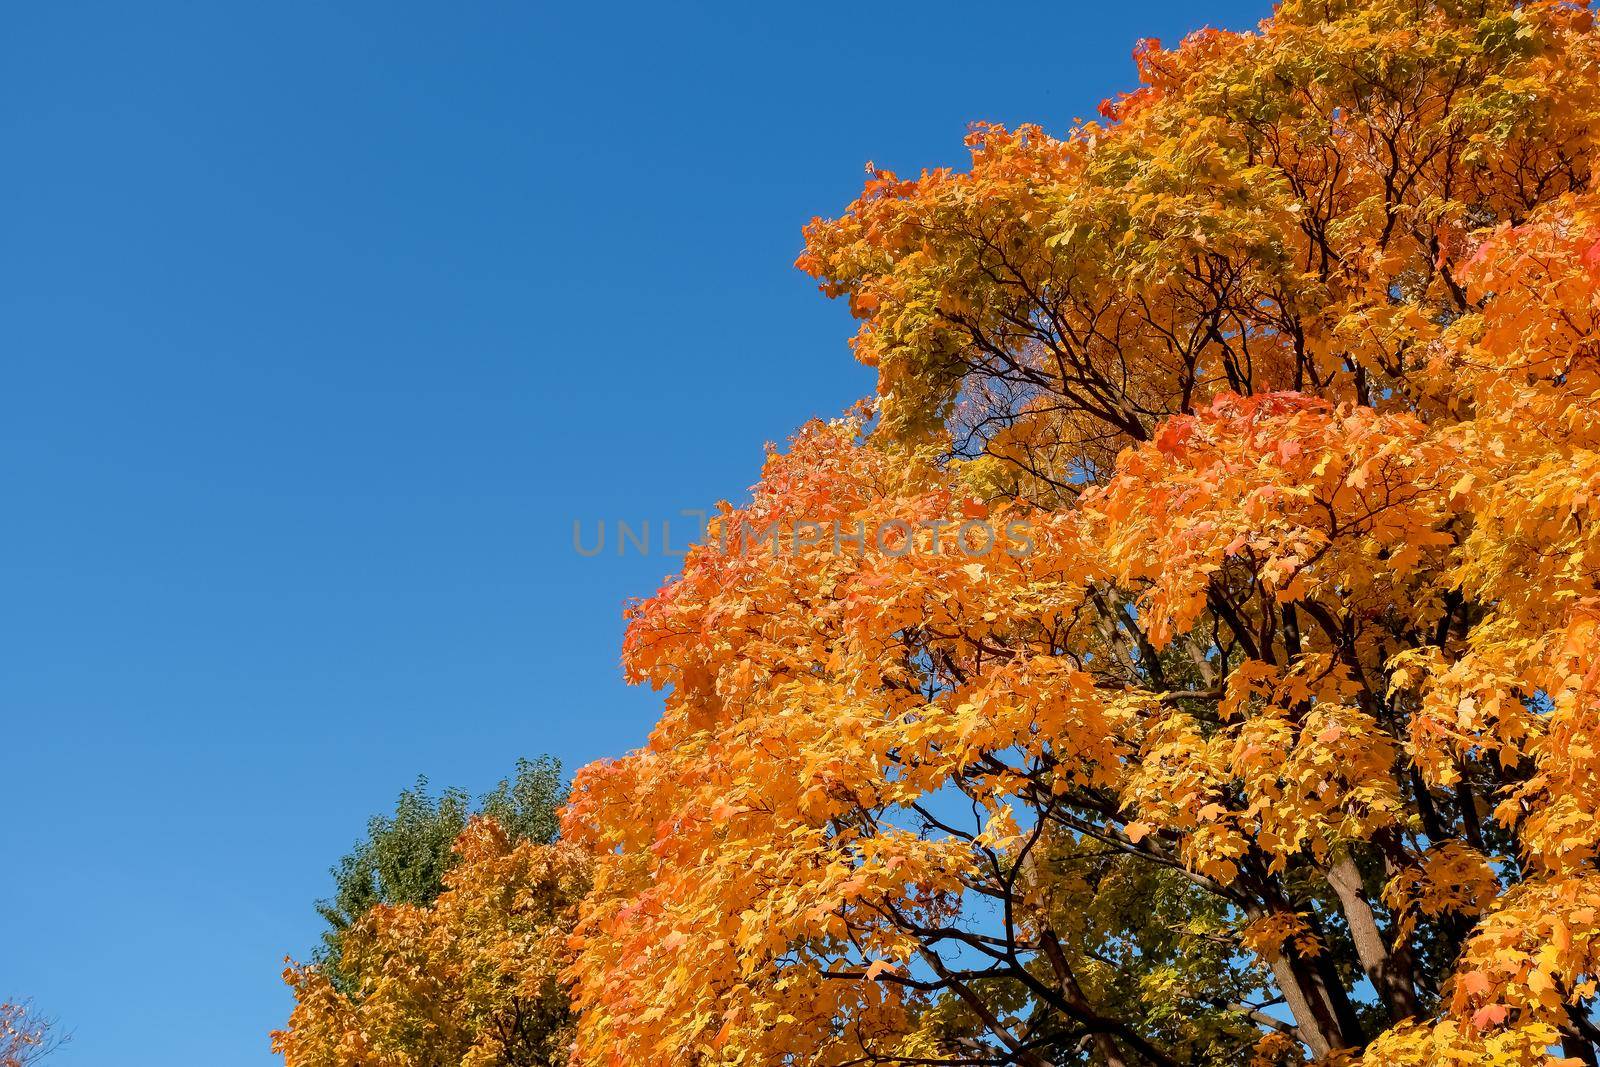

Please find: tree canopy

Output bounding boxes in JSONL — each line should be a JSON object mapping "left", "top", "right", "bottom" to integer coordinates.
{"left": 274, "top": 758, "right": 578, "bottom": 1066}
{"left": 277, "top": 819, "right": 589, "bottom": 1067}
{"left": 312, "top": 757, "right": 566, "bottom": 990}
{"left": 0, "top": 1002, "right": 63, "bottom": 1067}
{"left": 560, "top": 1, "right": 1600, "bottom": 1064}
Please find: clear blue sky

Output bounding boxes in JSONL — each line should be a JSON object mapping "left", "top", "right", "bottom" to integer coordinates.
{"left": 0, "top": 2, "right": 1268, "bottom": 1063}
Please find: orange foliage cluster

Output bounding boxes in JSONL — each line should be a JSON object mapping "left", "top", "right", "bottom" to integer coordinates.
{"left": 558, "top": 1, "right": 1600, "bottom": 1064}
{"left": 274, "top": 820, "right": 589, "bottom": 1067}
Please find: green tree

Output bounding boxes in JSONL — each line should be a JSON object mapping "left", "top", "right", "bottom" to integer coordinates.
{"left": 313, "top": 756, "right": 566, "bottom": 990}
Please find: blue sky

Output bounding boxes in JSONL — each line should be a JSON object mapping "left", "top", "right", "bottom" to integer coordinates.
{"left": 0, "top": 2, "right": 1268, "bottom": 1063}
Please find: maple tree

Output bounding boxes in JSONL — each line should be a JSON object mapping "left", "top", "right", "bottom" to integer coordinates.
{"left": 274, "top": 818, "right": 589, "bottom": 1067}
{"left": 561, "top": 1, "right": 1600, "bottom": 1064}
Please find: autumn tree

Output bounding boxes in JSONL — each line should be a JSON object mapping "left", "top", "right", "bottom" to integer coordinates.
{"left": 314, "top": 756, "right": 566, "bottom": 990}
{"left": 0, "top": 1002, "right": 64, "bottom": 1067}
{"left": 562, "top": 1, "right": 1600, "bottom": 1064}
{"left": 275, "top": 818, "right": 590, "bottom": 1067}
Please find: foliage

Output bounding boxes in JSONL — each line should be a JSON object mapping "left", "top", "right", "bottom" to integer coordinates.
{"left": 276, "top": 819, "right": 590, "bottom": 1067}
{"left": 313, "top": 757, "right": 565, "bottom": 991}
{"left": 562, "top": 1, "right": 1600, "bottom": 1064}
{"left": 0, "top": 1002, "right": 63, "bottom": 1067}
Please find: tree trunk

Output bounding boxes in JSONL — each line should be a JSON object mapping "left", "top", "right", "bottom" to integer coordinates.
{"left": 1326, "top": 854, "right": 1420, "bottom": 1023}
{"left": 1265, "top": 944, "right": 1362, "bottom": 1058}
